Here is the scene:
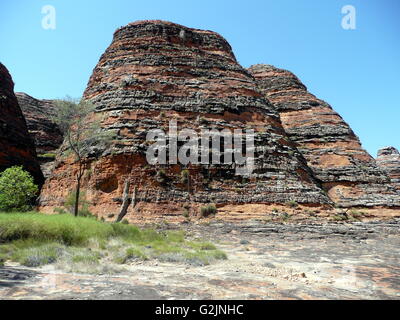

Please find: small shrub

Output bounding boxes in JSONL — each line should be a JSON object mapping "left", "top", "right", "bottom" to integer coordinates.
{"left": 180, "top": 169, "right": 190, "bottom": 184}
{"left": 280, "top": 212, "right": 291, "bottom": 221}
{"left": 84, "top": 168, "right": 93, "bottom": 179}
{"left": 0, "top": 166, "right": 39, "bottom": 212}
{"left": 333, "top": 213, "right": 349, "bottom": 221}
{"left": 286, "top": 200, "right": 299, "bottom": 208}
{"left": 198, "top": 116, "right": 207, "bottom": 124}
{"left": 125, "top": 247, "right": 148, "bottom": 261}
{"left": 78, "top": 203, "right": 94, "bottom": 218}
{"left": 156, "top": 169, "right": 168, "bottom": 184}
{"left": 350, "top": 210, "right": 366, "bottom": 219}
{"left": 64, "top": 190, "right": 94, "bottom": 217}
{"left": 188, "top": 241, "right": 216, "bottom": 250}
{"left": 121, "top": 219, "right": 129, "bottom": 225}
{"left": 183, "top": 209, "right": 190, "bottom": 219}
{"left": 114, "top": 247, "right": 148, "bottom": 264}
{"left": 241, "top": 177, "right": 249, "bottom": 184}
{"left": 199, "top": 204, "right": 217, "bottom": 217}
{"left": 71, "top": 253, "right": 100, "bottom": 264}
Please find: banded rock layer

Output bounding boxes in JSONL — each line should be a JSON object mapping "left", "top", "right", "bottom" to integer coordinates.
{"left": 0, "top": 63, "right": 44, "bottom": 185}
{"left": 249, "top": 64, "right": 400, "bottom": 207}
{"left": 377, "top": 147, "right": 400, "bottom": 191}
{"left": 40, "top": 20, "right": 331, "bottom": 218}
{"left": 16, "top": 92, "right": 63, "bottom": 177}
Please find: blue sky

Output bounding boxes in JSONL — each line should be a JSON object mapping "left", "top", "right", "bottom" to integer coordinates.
{"left": 0, "top": 0, "right": 399, "bottom": 157}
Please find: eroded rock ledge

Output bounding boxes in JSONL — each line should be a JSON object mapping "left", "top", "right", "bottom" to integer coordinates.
{"left": 249, "top": 64, "right": 400, "bottom": 208}
{"left": 377, "top": 146, "right": 400, "bottom": 191}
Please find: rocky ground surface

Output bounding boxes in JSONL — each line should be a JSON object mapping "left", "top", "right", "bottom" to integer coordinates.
{"left": 1, "top": 218, "right": 399, "bottom": 300}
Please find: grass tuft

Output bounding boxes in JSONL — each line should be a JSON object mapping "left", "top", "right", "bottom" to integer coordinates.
{"left": 0, "top": 212, "right": 226, "bottom": 270}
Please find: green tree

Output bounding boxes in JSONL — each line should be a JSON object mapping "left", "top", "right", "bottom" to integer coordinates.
{"left": 53, "top": 97, "right": 113, "bottom": 217}
{"left": 0, "top": 166, "right": 39, "bottom": 211}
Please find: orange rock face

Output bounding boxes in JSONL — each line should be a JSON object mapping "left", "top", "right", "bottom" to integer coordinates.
{"left": 39, "top": 21, "right": 331, "bottom": 219}
{"left": 0, "top": 63, "right": 44, "bottom": 186}
{"left": 249, "top": 64, "right": 400, "bottom": 208}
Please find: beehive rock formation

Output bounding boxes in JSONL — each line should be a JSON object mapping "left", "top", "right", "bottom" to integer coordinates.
{"left": 249, "top": 64, "right": 400, "bottom": 208}
{"left": 0, "top": 63, "right": 44, "bottom": 186}
{"left": 377, "top": 147, "right": 400, "bottom": 191}
{"left": 39, "top": 20, "right": 332, "bottom": 218}
{"left": 16, "top": 92, "right": 63, "bottom": 177}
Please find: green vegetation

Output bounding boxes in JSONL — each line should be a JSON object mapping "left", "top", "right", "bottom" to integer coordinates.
{"left": 0, "top": 213, "right": 226, "bottom": 272}
{"left": 182, "top": 209, "right": 190, "bottom": 219}
{"left": 332, "top": 210, "right": 367, "bottom": 222}
{"left": 180, "top": 169, "right": 190, "bottom": 184}
{"left": 332, "top": 213, "right": 349, "bottom": 221}
{"left": 280, "top": 212, "right": 291, "bottom": 222}
{"left": 286, "top": 200, "right": 299, "bottom": 208}
{"left": 0, "top": 166, "right": 39, "bottom": 212}
{"left": 0, "top": 212, "right": 115, "bottom": 245}
{"left": 349, "top": 210, "right": 366, "bottom": 220}
{"left": 37, "top": 153, "right": 56, "bottom": 160}
{"left": 63, "top": 190, "right": 94, "bottom": 217}
{"left": 199, "top": 204, "right": 217, "bottom": 217}
{"left": 156, "top": 169, "right": 168, "bottom": 184}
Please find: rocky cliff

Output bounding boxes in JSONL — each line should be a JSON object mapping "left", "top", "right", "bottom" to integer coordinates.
{"left": 39, "top": 20, "right": 332, "bottom": 220}
{"left": 377, "top": 147, "right": 400, "bottom": 191}
{"left": 0, "top": 63, "right": 44, "bottom": 186}
{"left": 249, "top": 64, "right": 400, "bottom": 208}
{"left": 16, "top": 92, "right": 63, "bottom": 177}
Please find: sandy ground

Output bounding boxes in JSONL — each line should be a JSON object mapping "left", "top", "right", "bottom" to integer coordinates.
{"left": 0, "top": 219, "right": 399, "bottom": 300}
